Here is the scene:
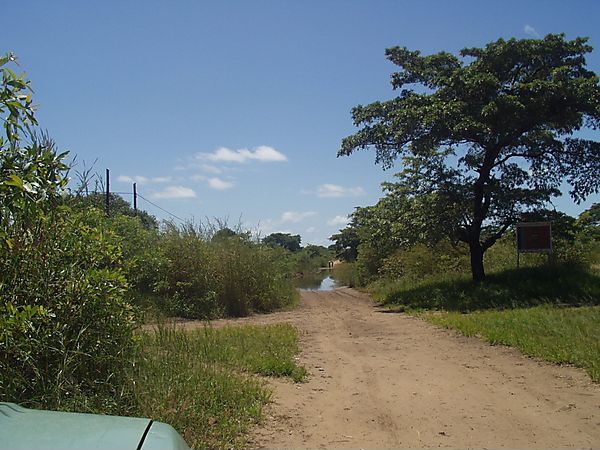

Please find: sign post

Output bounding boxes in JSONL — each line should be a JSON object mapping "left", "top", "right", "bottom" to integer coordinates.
{"left": 515, "top": 222, "right": 552, "bottom": 267}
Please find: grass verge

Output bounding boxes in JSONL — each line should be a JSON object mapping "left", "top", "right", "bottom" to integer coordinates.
{"left": 422, "top": 305, "right": 600, "bottom": 382}
{"left": 130, "top": 323, "right": 306, "bottom": 449}
{"left": 373, "top": 264, "right": 600, "bottom": 312}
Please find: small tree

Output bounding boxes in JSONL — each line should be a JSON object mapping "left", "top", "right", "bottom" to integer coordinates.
{"left": 339, "top": 34, "right": 600, "bottom": 281}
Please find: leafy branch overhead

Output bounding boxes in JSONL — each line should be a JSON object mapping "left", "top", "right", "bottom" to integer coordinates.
{"left": 339, "top": 34, "right": 600, "bottom": 281}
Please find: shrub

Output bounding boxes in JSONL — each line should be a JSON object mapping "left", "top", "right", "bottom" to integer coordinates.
{"left": 0, "top": 209, "right": 138, "bottom": 411}
{"left": 379, "top": 242, "right": 470, "bottom": 281}
{"left": 81, "top": 211, "right": 164, "bottom": 296}
{"left": 154, "top": 223, "right": 296, "bottom": 319}
{"left": 332, "top": 262, "right": 362, "bottom": 288}
{"left": 0, "top": 56, "right": 138, "bottom": 410}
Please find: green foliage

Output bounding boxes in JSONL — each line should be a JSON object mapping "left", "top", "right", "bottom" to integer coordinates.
{"left": 375, "top": 264, "right": 600, "bottom": 312}
{"left": 331, "top": 262, "right": 362, "bottom": 288}
{"left": 292, "top": 244, "right": 334, "bottom": 273}
{"left": 1, "top": 55, "right": 68, "bottom": 247}
{"left": 379, "top": 242, "right": 470, "bottom": 281}
{"left": 131, "top": 323, "right": 305, "bottom": 449}
{"left": 0, "top": 54, "right": 137, "bottom": 413}
{"left": 330, "top": 189, "right": 471, "bottom": 284}
{"left": 155, "top": 223, "right": 296, "bottom": 319}
{"left": 577, "top": 203, "right": 600, "bottom": 266}
{"left": 424, "top": 306, "right": 600, "bottom": 382}
{"left": 340, "top": 34, "right": 600, "bottom": 280}
{"left": 189, "top": 324, "right": 306, "bottom": 381}
{"left": 329, "top": 227, "right": 360, "bottom": 261}
{"left": 0, "top": 210, "right": 138, "bottom": 411}
{"left": 0, "top": 53, "right": 36, "bottom": 144}
{"left": 69, "top": 192, "right": 158, "bottom": 230}
{"left": 578, "top": 203, "right": 600, "bottom": 228}
{"left": 263, "top": 232, "right": 302, "bottom": 252}
{"left": 79, "top": 210, "right": 162, "bottom": 296}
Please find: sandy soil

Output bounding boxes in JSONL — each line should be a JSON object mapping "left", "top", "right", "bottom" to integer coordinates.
{"left": 183, "top": 287, "right": 600, "bottom": 449}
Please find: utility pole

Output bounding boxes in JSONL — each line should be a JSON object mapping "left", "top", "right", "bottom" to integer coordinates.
{"left": 105, "top": 168, "right": 110, "bottom": 216}
{"left": 133, "top": 182, "right": 137, "bottom": 214}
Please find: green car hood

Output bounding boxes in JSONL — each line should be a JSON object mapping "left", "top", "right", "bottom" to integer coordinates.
{"left": 0, "top": 403, "right": 189, "bottom": 450}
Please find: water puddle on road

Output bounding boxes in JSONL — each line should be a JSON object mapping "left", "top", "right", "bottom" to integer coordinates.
{"left": 295, "top": 273, "right": 338, "bottom": 291}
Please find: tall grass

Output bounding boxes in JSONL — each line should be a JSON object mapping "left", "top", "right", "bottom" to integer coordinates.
{"left": 154, "top": 222, "right": 297, "bottom": 319}
{"left": 130, "top": 323, "right": 306, "bottom": 449}
{"left": 424, "top": 305, "right": 600, "bottom": 381}
{"left": 332, "top": 262, "right": 362, "bottom": 287}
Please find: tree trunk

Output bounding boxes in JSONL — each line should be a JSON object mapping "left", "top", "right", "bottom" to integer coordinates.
{"left": 469, "top": 240, "right": 486, "bottom": 282}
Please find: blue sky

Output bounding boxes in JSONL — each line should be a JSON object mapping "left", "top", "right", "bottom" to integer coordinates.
{"left": 2, "top": 1, "right": 599, "bottom": 245}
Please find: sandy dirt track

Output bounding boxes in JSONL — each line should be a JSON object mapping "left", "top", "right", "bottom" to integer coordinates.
{"left": 186, "top": 287, "right": 599, "bottom": 449}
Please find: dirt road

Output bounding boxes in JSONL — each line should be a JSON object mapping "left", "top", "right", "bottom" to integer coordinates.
{"left": 196, "top": 288, "right": 599, "bottom": 449}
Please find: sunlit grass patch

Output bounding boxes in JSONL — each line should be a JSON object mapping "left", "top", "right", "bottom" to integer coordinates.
{"left": 130, "top": 323, "right": 305, "bottom": 449}
{"left": 422, "top": 305, "right": 600, "bottom": 382}
{"left": 195, "top": 323, "right": 307, "bottom": 382}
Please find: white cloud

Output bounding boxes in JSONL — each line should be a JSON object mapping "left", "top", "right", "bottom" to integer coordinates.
{"left": 198, "top": 145, "right": 287, "bottom": 163}
{"left": 306, "top": 226, "right": 316, "bottom": 233}
{"left": 189, "top": 174, "right": 234, "bottom": 190}
{"left": 253, "top": 145, "right": 288, "bottom": 162}
{"left": 524, "top": 25, "right": 540, "bottom": 38}
{"left": 327, "top": 215, "right": 350, "bottom": 227}
{"left": 150, "top": 186, "right": 197, "bottom": 199}
{"left": 280, "top": 211, "right": 317, "bottom": 223}
{"left": 118, "top": 175, "right": 172, "bottom": 184}
{"left": 317, "top": 184, "right": 366, "bottom": 198}
{"left": 200, "top": 164, "right": 222, "bottom": 174}
{"left": 207, "top": 177, "right": 235, "bottom": 190}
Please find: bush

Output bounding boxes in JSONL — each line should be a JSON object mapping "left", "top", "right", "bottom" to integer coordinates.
{"left": 154, "top": 223, "right": 296, "bottom": 319}
{"left": 0, "top": 56, "right": 138, "bottom": 412}
{"left": 332, "top": 262, "right": 362, "bottom": 288}
{"left": 80, "top": 211, "right": 164, "bottom": 296}
{"left": 379, "top": 242, "right": 470, "bottom": 281}
{"left": 0, "top": 209, "right": 138, "bottom": 411}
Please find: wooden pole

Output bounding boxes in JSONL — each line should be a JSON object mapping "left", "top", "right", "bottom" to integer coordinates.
{"left": 133, "top": 182, "right": 137, "bottom": 214}
{"left": 105, "top": 168, "right": 110, "bottom": 216}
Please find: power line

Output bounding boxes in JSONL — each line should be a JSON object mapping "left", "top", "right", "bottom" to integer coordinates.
{"left": 100, "top": 168, "right": 186, "bottom": 223}
{"left": 136, "top": 193, "right": 186, "bottom": 223}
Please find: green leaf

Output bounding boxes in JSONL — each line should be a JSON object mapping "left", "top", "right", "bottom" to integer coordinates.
{"left": 3, "top": 174, "right": 23, "bottom": 188}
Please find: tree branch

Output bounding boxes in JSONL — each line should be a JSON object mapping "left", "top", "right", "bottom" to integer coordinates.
{"left": 482, "top": 222, "right": 512, "bottom": 250}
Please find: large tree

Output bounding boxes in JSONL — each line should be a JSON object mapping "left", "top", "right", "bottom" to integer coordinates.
{"left": 339, "top": 34, "right": 600, "bottom": 281}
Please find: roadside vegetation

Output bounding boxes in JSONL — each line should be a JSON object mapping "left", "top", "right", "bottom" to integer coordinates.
{"left": 332, "top": 34, "right": 600, "bottom": 381}
{"left": 424, "top": 306, "right": 600, "bottom": 382}
{"left": 2, "top": 31, "right": 600, "bottom": 449}
{"left": 0, "top": 53, "right": 311, "bottom": 447}
{"left": 331, "top": 204, "right": 600, "bottom": 381}
{"left": 131, "top": 323, "right": 305, "bottom": 449}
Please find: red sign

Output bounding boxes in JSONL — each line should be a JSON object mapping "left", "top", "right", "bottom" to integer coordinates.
{"left": 516, "top": 222, "right": 552, "bottom": 253}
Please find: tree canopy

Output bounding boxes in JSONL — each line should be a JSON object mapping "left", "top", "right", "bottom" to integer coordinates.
{"left": 69, "top": 192, "right": 158, "bottom": 230}
{"left": 263, "top": 232, "right": 302, "bottom": 252}
{"left": 339, "top": 34, "right": 600, "bottom": 281}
